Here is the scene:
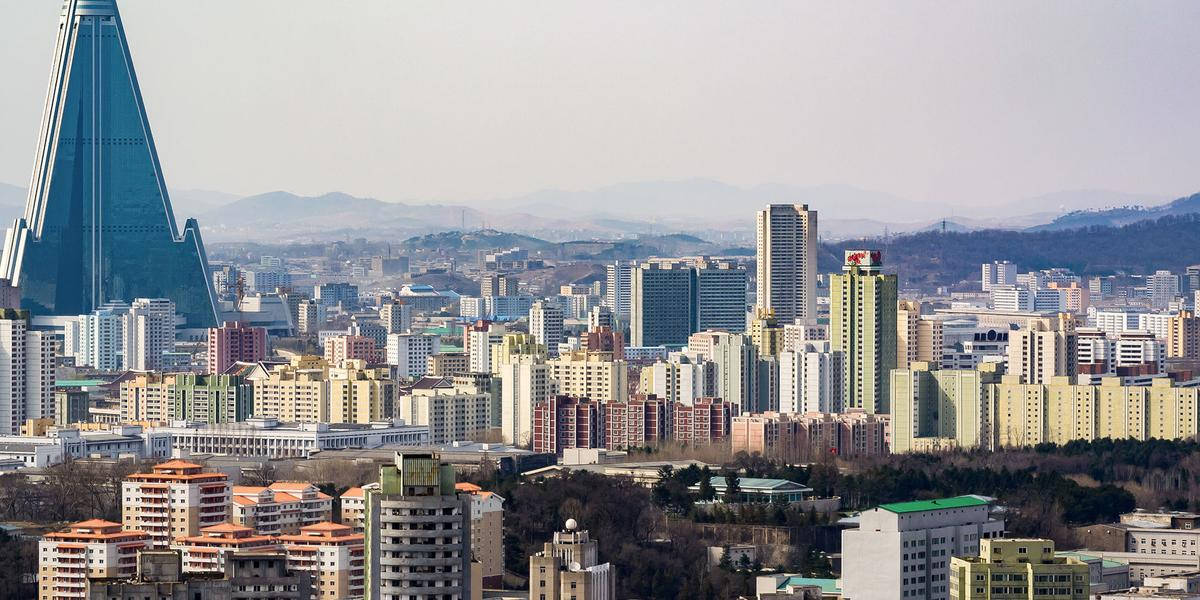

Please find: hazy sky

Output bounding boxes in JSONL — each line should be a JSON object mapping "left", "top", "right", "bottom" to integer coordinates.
{"left": 2, "top": 1, "right": 1199, "bottom": 207}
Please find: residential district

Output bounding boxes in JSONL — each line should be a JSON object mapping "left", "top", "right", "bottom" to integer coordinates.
{"left": 5, "top": 1, "right": 1200, "bottom": 600}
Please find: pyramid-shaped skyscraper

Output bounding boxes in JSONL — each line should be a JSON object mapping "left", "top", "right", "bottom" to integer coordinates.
{"left": 1, "top": 0, "right": 218, "bottom": 327}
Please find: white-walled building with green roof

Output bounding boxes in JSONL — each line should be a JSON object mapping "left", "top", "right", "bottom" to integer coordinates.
{"left": 841, "top": 495, "right": 1006, "bottom": 600}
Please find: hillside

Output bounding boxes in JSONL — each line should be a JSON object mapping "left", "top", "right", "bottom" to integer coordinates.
{"left": 1031, "top": 192, "right": 1200, "bottom": 231}
{"left": 828, "top": 213, "right": 1200, "bottom": 289}
{"left": 399, "top": 229, "right": 556, "bottom": 254}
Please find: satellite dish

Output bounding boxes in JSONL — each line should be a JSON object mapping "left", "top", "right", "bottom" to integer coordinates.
{"left": 565, "top": 518, "right": 578, "bottom": 531}
{"left": 570, "top": 562, "right": 582, "bottom": 571}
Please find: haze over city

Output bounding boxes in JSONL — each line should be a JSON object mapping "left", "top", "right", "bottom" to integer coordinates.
{"left": 3, "top": 0, "right": 1200, "bottom": 214}
{"left": 6, "top": 2, "right": 1200, "bottom": 599}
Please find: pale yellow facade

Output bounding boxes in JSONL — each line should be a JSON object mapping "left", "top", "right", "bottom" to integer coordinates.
{"left": 327, "top": 359, "right": 394, "bottom": 424}
{"left": 547, "top": 353, "right": 629, "bottom": 403}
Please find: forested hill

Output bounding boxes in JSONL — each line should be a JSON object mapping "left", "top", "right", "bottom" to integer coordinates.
{"left": 822, "top": 213, "right": 1200, "bottom": 289}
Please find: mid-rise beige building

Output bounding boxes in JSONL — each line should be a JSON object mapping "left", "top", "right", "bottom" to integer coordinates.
{"left": 122, "top": 460, "right": 231, "bottom": 548}
{"left": 39, "top": 519, "right": 149, "bottom": 600}
{"left": 252, "top": 358, "right": 330, "bottom": 423}
{"left": 1006, "top": 314, "right": 1078, "bottom": 385}
{"left": 427, "top": 352, "right": 469, "bottom": 377}
{"left": 891, "top": 362, "right": 1001, "bottom": 453}
{"left": 278, "top": 522, "right": 365, "bottom": 600}
{"left": 547, "top": 352, "right": 629, "bottom": 404}
{"left": 328, "top": 359, "right": 394, "bottom": 424}
{"left": 949, "top": 538, "right": 1089, "bottom": 599}
{"left": 457, "top": 482, "right": 506, "bottom": 588}
{"left": 898, "top": 301, "right": 943, "bottom": 369}
{"left": 748, "top": 308, "right": 785, "bottom": 357}
{"left": 398, "top": 383, "right": 492, "bottom": 444}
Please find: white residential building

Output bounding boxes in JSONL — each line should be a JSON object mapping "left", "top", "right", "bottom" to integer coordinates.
{"left": 991, "top": 285, "right": 1033, "bottom": 312}
{"left": 756, "top": 204, "right": 818, "bottom": 325}
{"left": 981, "top": 261, "right": 1017, "bottom": 292}
{"left": 467, "top": 321, "right": 507, "bottom": 374}
{"left": 842, "top": 496, "right": 1006, "bottom": 600}
{"left": 605, "top": 261, "right": 634, "bottom": 320}
{"left": 1139, "top": 313, "right": 1175, "bottom": 340}
{"left": 124, "top": 297, "right": 177, "bottom": 371}
{"left": 530, "top": 300, "right": 565, "bottom": 358}
{"left": 386, "top": 332, "right": 440, "bottom": 378}
{"left": 649, "top": 354, "right": 716, "bottom": 406}
{"left": 0, "top": 310, "right": 56, "bottom": 435}
{"left": 1149, "top": 270, "right": 1182, "bottom": 310}
{"left": 778, "top": 342, "right": 844, "bottom": 413}
{"left": 379, "top": 301, "right": 413, "bottom": 334}
{"left": 499, "top": 357, "right": 557, "bottom": 446}
{"left": 398, "top": 385, "right": 492, "bottom": 444}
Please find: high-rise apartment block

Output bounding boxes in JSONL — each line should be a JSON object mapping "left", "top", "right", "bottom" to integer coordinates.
{"left": 174, "top": 523, "right": 279, "bottom": 573}
{"left": 831, "top": 250, "right": 898, "bottom": 413}
{"left": 2, "top": 0, "right": 218, "bottom": 328}
{"left": 898, "top": 301, "right": 944, "bottom": 369}
{"left": 398, "top": 383, "right": 492, "bottom": 444}
{"left": 582, "top": 326, "right": 625, "bottom": 360}
{"left": 327, "top": 361, "right": 395, "bottom": 424}
{"left": 364, "top": 452, "right": 472, "bottom": 600}
{"left": 688, "top": 331, "right": 758, "bottom": 412}
{"left": 38, "top": 519, "right": 149, "bottom": 600}
{"left": 842, "top": 496, "right": 1006, "bottom": 600}
{"left": 528, "top": 521, "right": 616, "bottom": 600}
{"left": 500, "top": 356, "right": 557, "bottom": 446}
{"left": 480, "top": 273, "right": 520, "bottom": 297}
{"left": 530, "top": 300, "right": 565, "bottom": 358}
{"left": 1168, "top": 310, "right": 1200, "bottom": 359}
{"left": 605, "top": 262, "right": 634, "bottom": 320}
{"left": 1149, "top": 270, "right": 1182, "bottom": 310}
{"left": 428, "top": 352, "right": 469, "bottom": 377}
{"left": 779, "top": 342, "right": 844, "bottom": 414}
{"left": 756, "top": 204, "right": 818, "bottom": 325}
{"left": 207, "top": 321, "right": 267, "bottom": 374}
{"left": 466, "top": 320, "right": 507, "bottom": 373}
{"left": 125, "top": 297, "right": 177, "bottom": 371}
{"left": 547, "top": 353, "right": 629, "bottom": 404}
{"left": 1006, "top": 315, "right": 1077, "bottom": 384}
{"left": 387, "top": 332, "right": 441, "bottom": 378}
{"left": 122, "top": 460, "right": 231, "bottom": 548}
{"left": 0, "top": 309, "right": 56, "bottom": 435}
{"left": 631, "top": 261, "right": 697, "bottom": 347}
{"left": 380, "top": 300, "right": 413, "bottom": 334}
{"left": 949, "top": 539, "right": 1089, "bottom": 600}
{"left": 891, "top": 363, "right": 1001, "bottom": 453}
{"left": 981, "top": 261, "right": 1017, "bottom": 292}
{"left": 647, "top": 354, "right": 716, "bottom": 405}
{"left": 695, "top": 259, "right": 749, "bottom": 333}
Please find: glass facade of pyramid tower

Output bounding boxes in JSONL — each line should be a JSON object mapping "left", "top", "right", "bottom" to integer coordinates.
{"left": 0, "top": 0, "right": 218, "bottom": 327}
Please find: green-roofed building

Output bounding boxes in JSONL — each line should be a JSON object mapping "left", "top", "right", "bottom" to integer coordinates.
{"left": 689, "top": 476, "right": 813, "bottom": 504}
{"left": 842, "top": 495, "right": 1005, "bottom": 600}
{"left": 756, "top": 574, "right": 841, "bottom": 598}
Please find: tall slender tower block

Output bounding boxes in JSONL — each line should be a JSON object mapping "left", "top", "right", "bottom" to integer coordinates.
{"left": 1, "top": 0, "right": 218, "bottom": 327}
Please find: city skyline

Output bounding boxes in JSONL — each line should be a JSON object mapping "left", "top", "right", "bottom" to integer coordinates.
{"left": 2, "top": 1, "right": 1200, "bottom": 213}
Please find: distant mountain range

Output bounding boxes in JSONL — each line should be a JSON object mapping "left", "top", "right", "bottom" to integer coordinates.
{"left": 0, "top": 180, "right": 1186, "bottom": 242}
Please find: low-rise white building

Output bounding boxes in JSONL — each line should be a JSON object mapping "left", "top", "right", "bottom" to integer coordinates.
{"left": 147, "top": 418, "right": 428, "bottom": 458}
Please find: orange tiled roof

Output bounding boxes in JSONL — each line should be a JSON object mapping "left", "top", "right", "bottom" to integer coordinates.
{"left": 200, "top": 522, "right": 254, "bottom": 534}
{"left": 232, "top": 496, "right": 257, "bottom": 506}
{"left": 274, "top": 492, "right": 301, "bottom": 503}
{"left": 267, "top": 482, "right": 314, "bottom": 491}
{"left": 69, "top": 519, "right": 121, "bottom": 529}
{"left": 232, "top": 486, "right": 268, "bottom": 494}
{"left": 455, "top": 482, "right": 482, "bottom": 493}
{"left": 154, "top": 459, "right": 203, "bottom": 469}
{"left": 340, "top": 487, "right": 364, "bottom": 498}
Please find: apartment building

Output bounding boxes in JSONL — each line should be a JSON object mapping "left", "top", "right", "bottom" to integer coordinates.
{"left": 364, "top": 452, "right": 472, "bottom": 599}
{"left": 842, "top": 496, "right": 1007, "bottom": 600}
{"left": 172, "top": 522, "right": 278, "bottom": 573}
{"left": 731, "top": 410, "right": 888, "bottom": 460}
{"left": 547, "top": 352, "right": 629, "bottom": 404}
{"left": 398, "top": 384, "right": 492, "bottom": 444}
{"left": 456, "top": 483, "right": 506, "bottom": 588}
{"left": 278, "top": 522, "right": 366, "bottom": 600}
{"left": 328, "top": 360, "right": 395, "bottom": 424}
{"left": 38, "top": 520, "right": 149, "bottom": 600}
{"left": 533, "top": 395, "right": 603, "bottom": 455}
{"left": 674, "top": 398, "right": 737, "bottom": 445}
{"left": 603, "top": 394, "right": 669, "bottom": 450}
{"left": 231, "top": 482, "right": 332, "bottom": 535}
{"left": 949, "top": 538, "right": 1089, "bottom": 599}
{"left": 339, "top": 483, "right": 377, "bottom": 533}
{"left": 122, "top": 460, "right": 231, "bottom": 548}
